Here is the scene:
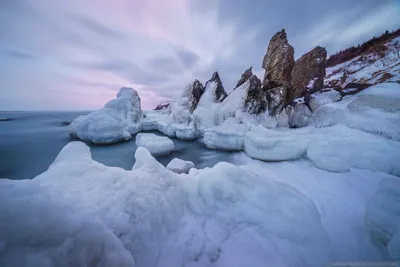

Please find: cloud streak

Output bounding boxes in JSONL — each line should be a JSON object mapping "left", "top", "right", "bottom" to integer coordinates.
{"left": 0, "top": 0, "right": 399, "bottom": 110}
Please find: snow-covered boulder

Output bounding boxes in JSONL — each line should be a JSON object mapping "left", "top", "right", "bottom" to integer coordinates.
{"left": 244, "top": 126, "right": 310, "bottom": 161}
{"left": 135, "top": 133, "right": 174, "bottom": 156}
{"left": 204, "top": 118, "right": 247, "bottom": 151}
{"left": 309, "top": 88, "right": 342, "bottom": 112}
{"left": 287, "top": 103, "right": 312, "bottom": 128}
{"left": 69, "top": 87, "right": 142, "bottom": 144}
{"left": 366, "top": 178, "right": 400, "bottom": 259}
{"left": 166, "top": 158, "right": 195, "bottom": 174}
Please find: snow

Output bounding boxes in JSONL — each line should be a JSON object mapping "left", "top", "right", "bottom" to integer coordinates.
{"left": 135, "top": 133, "right": 174, "bottom": 156}
{"left": 307, "top": 125, "right": 400, "bottom": 175}
{"left": 309, "top": 89, "right": 342, "bottom": 112}
{"left": 0, "top": 159, "right": 135, "bottom": 267}
{"left": 366, "top": 178, "right": 400, "bottom": 259}
{"left": 192, "top": 81, "right": 220, "bottom": 133}
{"left": 166, "top": 158, "right": 195, "bottom": 174}
{"left": 232, "top": 153, "right": 392, "bottom": 262}
{"left": 214, "top": 81, "right": 248, "bottom": 125}
{"left": 203, "top": 118, "right": 246, "bottom": 151}
{"left": 325, "top": 37, "right": 400, "bottom": 87}
{"left": 69, "top": 87, "right": 142, "bottom": 144}
{"left": 287, "top": 103, "right": 312, "bottom": 128}
{"left": 244, "top": 126, "right": 310, "bottom": 161}
{"left": 309, "top": 83, "right": 400, "bottom": 141}
{"left": 0, "top": 141, "right": 363, "bottom": 267}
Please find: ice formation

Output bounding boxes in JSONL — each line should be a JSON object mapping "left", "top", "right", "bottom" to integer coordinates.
{"left": 166, "top": 158, "right": 195, "bottom": 174}
{"left": 366, "top": 178, "right": 400, "bottom": 259}
{"left": 135, "top": 133, "right": 174, "bottom": 156}
{"left": 69, "top": 87, "right": 142, "bottom": 144}
{"left": 2, "top": 141, "right": 398, "bottom": 266}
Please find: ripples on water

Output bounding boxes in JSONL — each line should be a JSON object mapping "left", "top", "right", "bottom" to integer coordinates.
{"left": 0, "top": 111, "right": 237, "bottom": 180}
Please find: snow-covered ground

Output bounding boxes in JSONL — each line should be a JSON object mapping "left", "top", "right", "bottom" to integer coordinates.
{"left": 1, "top": 141, "right": 398, "bottom": 266}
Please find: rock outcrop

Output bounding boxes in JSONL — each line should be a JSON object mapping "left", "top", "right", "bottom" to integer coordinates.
{"left": 261, "top": 29, "right": 295, "bottom": 116}
{"left": 243, "top": 75, "right": 267, "bottom": 114}
{"left": 205, "top": 72, "right": 227, "bottom": 102}
{"left": 235, "top": 67, "right": 253, "bottom": 89}
{"left": 154, "top": 101, "right": 171, "bottom": 111}
{"left": 290, "top": 46, "right": 327, "bottom": 102}
{"left": 262, "top": 29, "right": 295, "bottom": 87}
{"left": 187, "top": 79, "right": 205, "bottom": 113}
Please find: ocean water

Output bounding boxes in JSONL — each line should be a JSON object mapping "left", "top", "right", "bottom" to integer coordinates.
{"left": 0, "top": 111, "right": 237, "bottom": 179}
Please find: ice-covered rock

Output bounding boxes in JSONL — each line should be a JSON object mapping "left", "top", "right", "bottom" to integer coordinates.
{"left": 290, "top": 46, "right": 327, "bottom": 101}
{"left": 244, "top": 126, "right": 310, "bottom": 161}
{"left": 243, "top": 75, "right": 268, "bottom": 115}
{"left": 135, "top": 133, "right": 174, "bottom": 156}
{"left": 310, "top": 105, "right": 344, "bottom": 128}
{"left": 69, "top": 87, "right": 142, "bottom": 144}
{"left": 215, "top": 79, "right": 248, "bottom": 125}
{"left": 204, "top": 118, "right": 246, "bottom": 151}
{"left": 287, "top": 103, "right": 312, "bottom": 128}
{"left": 192, "top": 72, "right": 227, "bottom": 133}
{"left": 309, "top": 83, "right": 400, "bottom": 140}
{"left": 307, "top": 125, "right": 400, "bottom": 175}
{"left": 309, "top": 88, "right": 342, "bottom": 112}
{"left": 206, "top": 71, "right": 227, "bottom": 103}
{"left": 366, "top": 178, "right": 400, "bottom": 259}
{"left": 166, "top": 158, "right": 195, "bottom": 174}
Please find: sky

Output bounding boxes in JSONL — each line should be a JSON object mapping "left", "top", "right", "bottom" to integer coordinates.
{"left": 1, "top": 0, "right": 399, "bottom": 110}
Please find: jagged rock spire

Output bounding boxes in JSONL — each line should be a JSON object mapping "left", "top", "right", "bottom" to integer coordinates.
{"left": 243, "top": 75, "right": 268, "bottom": 114}
{"left": 234, "top": 66, "right": 253, "bottom": 89}
{"left": 205, "top": 71, "right": 227, "bottom": 102}
{"left": 261, "top": 29, "right": 295, "bottom": 116}
{"left": 290, "top": 46, "right": 327, "bottom": 102}
{"left": 262, "top": 29, "right": 295, "bottom": 88}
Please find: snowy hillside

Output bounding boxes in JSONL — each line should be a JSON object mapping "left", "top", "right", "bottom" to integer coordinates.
{"left": 325, "top": 36, "right": 400, "bottom": 89}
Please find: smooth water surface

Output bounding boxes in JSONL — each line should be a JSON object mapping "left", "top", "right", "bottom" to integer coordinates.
{"left": 0, "top": 111, "right": 237, "bottom": 179}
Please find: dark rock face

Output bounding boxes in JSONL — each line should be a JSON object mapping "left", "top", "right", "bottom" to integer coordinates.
{"left": 205, "top": 72, "right": 227, "bottom": 102}
{"left": 262, "top": 29, "right": 295, "bottom": 88}
{"left": 188, "top": 80, "right": 205, "bottom": 112}
{"left": 235, "top": 67, "right": 253, "bottom": 89}
{"left": 290, "top": 46, "right": 327, "bottom": 102}
{"left": 154, "top": 101, "right": 171, "bottom": 111}
{"left": 261, "top": 29, "right": 295, "bottom": 116}
{"left": 243, "top": 75, "right": 268, "bottom": 114}
{"left": 266, "top": 83, "right": 290, "bottom": 116}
